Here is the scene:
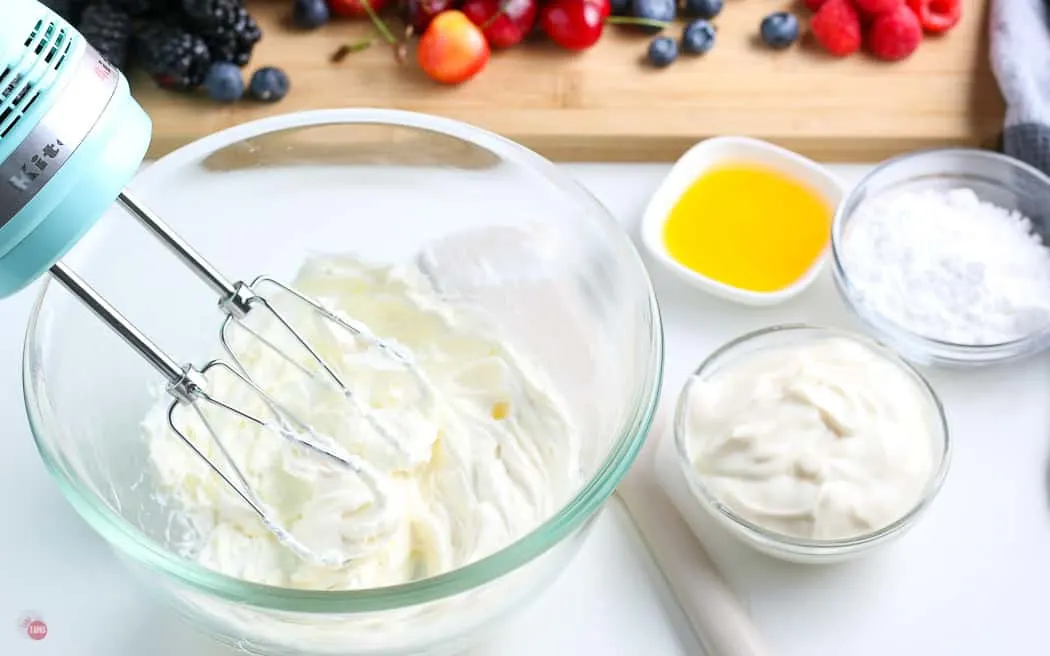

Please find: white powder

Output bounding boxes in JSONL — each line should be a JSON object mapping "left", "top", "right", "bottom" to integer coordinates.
{"left": 840, "top": 187, "right": 1050, "bottom": 345}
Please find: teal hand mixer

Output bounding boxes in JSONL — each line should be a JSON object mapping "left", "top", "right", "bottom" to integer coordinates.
{"left": 0, "top": 0, "right": 425, "bottom": 567}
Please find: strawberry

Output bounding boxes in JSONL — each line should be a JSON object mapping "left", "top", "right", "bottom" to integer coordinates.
{"left": 853, "top": 0, "right": 902, "bottom": 16}
{"left": 810, "top": 0, "right": 862, "bottom": 56}
{"left": 906, "top": 0, "right": 961, "bottom": 34}
{"left": 867, "top": 3, "right": 922, "bottom": 60}
{"left": 803, "top": 0, "right": 827, "bottom": 11}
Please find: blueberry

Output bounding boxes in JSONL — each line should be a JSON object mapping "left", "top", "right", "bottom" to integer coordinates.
{"left": 681, "top": 0, "right": 722, "bottom": 19}
{"left": 293, "top": 0, "right": 330, "bottom": 29}
{"left": 249, "top": 66, "right": 290, "bottom": 102}
{"left": 647, "top": 36, "right": 678, "bottom": 67}
{"left": 203, "top": 62, "right": 244, "bottom": 103}
{"left": 610, "top": 0, "right": 630, "bottom": 15}
{"left": 759, "top": 11, "right": 799, "bottom": 49}
{"left": 632, "top": 0, "right": 676, "bottom": 34}
{"left": 681, "top": 19, "right": 715, "bottom": 55}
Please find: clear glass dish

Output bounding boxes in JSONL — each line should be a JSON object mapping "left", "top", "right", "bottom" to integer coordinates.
{"left": 22, "top": 109, "right": 664, "bottom": 655}
{"left": 672, "top": 325, "right": 950, "bottom": 564}
{"left": 830, "top": 148, "right": 1050, "bottom": 367}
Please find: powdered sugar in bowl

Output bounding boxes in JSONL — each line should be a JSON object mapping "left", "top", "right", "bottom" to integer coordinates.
{"left": 831, "top": 148, "right": 1050, "bottom": 367}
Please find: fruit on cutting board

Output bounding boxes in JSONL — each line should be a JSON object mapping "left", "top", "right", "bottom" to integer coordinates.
{"left": 294, "top": 0, "right": 332, "bottom": 28}
{"left": 403, "top": 0, "right": 456, "bottom": 32}
{"left": 804, "top": 0, "right": 962, "bottom": 60}
{"left": 328, "top": 0, "right": 392, "bottom": 18}
{"left": 867, "top": 4, "right": 922, "bottom": 60}
{"left": 681, "top": 0, "right": 722, "bottom": 20}
{"left": 759, "top": 12, "right": 799, "bottom": 49}
{"left": 810, "top": 0, "right": 863, "bottom": 56}
{"left": 907, "top": 0, "right": 962, "bottom": 33}
{"left": 41, "top": 0, "right": 288, "bottom": 104}
{"left": 627, "top": 0, "right": 677, "bottom": 34}
{"left": 417, "top": 10, "right": 490, "bottom": 84}
{"left": 49, "top": 0, "right": 971, "bottom": 96}
{"left": 540, "top": 0, "right": 607, "bottom": 51}
{"left": 462, "top": 0, "right": 538, "bottom": 48}
{"left": 204, "top": 62, "right": 245, "bottom": 102}
{"left": 249, "top": 67, "right": 292, "bottom": 102}
{"left": 681, "top": 20, "right": 716, "bottom": 55}
{"left": 646, "top": 36, "right": 678, "bottom": 67}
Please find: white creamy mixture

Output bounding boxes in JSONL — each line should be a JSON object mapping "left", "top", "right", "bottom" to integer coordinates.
{"left": 841, "top": 187, "right": 1050, "bottom": 345}
{"left": 683, "top": 336, "right": 937, "bottom": 540}
{"left": 144, "top": 255, "right": 582, "bottom": 590}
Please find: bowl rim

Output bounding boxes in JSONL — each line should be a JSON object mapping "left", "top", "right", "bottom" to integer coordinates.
{"left": 22, "top": 108, "right": 665, "bottom": 612}
{"left": 639, "top": 135, "right": 845, "bottom": 307}
{"left": 671, "top": 323, "right": 951, "bottom": 553}
{"left": 829, "top": 147, "right": 1050, "bottom": 362}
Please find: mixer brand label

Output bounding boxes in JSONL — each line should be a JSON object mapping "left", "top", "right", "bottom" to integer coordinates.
{"left": 7, "top": 139, "right": 63, "bottom": 191}
{"left": 0, "top": 45, "right": 118, "bottom": 226}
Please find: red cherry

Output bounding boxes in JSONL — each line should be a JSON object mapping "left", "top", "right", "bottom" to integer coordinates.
{"left": 591, "top": 0, "right": 611, "bottom": 18}
{"left": 403, "top": 0, "right": 455, "bottom": 32}
{"left": 462, "top": 0, "right": 539, "bottom": 48}
{"left": 539, "top": 0, "right": 605, "bottom": 50}
{"left": 328, "top": 0, "right": 392, "bottom": 18}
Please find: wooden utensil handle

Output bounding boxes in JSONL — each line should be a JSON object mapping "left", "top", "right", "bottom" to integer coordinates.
{"left": 619, "top": 477, "right": 771, "bottom": 656}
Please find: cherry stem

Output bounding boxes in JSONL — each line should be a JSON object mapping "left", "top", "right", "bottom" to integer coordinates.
{"left": 330, "top": 38, "right": 374, "bottom": 62}
{"left": 360, "top": 0, "right": 399, "bottom": 46}
{"left": 605, "top": 16, "right": 671, "bottom": 30}
{"left": 482, "top": 0, "right": 514, "bottom": 30}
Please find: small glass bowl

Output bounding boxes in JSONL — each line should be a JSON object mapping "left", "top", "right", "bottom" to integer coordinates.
{"left": 672, "top": 325, "right": 951, "bottom": 564}
{"left": 831, "top": 148, "right": 1050, "bottom": 367}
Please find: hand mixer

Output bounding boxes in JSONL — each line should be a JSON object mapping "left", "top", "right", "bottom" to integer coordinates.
{"left": 1, "top": 0, "right": 422, "bottom": 567}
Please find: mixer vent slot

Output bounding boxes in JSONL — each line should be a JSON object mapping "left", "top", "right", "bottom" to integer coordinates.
{"left": 0, "top": 18, "right": 76, "bottom": 140}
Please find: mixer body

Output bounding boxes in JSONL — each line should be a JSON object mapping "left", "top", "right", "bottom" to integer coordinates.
{"left": 0, "top": 0, "right": 151, "bottom": 297}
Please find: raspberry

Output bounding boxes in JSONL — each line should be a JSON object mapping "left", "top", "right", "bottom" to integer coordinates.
{"left": 868, "top": 4, "right": 922, "bottom": 60}
{"left": 810, "top": 0, "right": 862, "bottom": 56}
{"left": 854, "top": 0, "right": 902, "bottom": 16}
{"left": 906, "top": 0, "right": 961, "bottom": 34}
{"left": 803, "top": 0, "right": 827, "bottom": 11}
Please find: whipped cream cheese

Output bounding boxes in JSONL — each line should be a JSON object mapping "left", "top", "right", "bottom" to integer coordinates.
{"left": 682, "top": 335, "right": 937, "bottom": 541}
{"left": 144, "top": 254, "right": 582, "bottom": 590}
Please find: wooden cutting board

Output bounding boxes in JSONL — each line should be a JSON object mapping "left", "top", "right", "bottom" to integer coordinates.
{"left": 132, "top": 0, "right": 1004, "bottom": 163}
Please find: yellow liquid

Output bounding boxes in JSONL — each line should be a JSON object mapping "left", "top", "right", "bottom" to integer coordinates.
{"left": 662, "top": 164, "right": 832, "bottom": 293}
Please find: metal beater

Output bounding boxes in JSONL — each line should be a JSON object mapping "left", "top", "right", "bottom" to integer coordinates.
{"left": 2, "top": 0, "right": 424, "bottom": 567}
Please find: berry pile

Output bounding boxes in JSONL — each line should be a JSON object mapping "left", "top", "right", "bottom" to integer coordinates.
{"left": 292, "top": 0, "right": 964, "bottom": 82}
{"left": 807, "top": 0, "right": 962, "bottom": 60}
{"left": 42, "top": 0, "right": 290, "bottom": 103}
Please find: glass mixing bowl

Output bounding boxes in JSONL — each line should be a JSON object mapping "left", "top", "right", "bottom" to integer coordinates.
{"left": 22, "top": 109, "right": 664, "bottom": 655}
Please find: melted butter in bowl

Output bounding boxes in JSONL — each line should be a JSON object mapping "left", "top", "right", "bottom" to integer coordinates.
{"left": 642, "top": 136, "right": 844, "bottom": 305}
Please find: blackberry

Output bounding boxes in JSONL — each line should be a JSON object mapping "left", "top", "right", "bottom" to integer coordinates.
{"left": 41, "top": 0, "right": 91, "bottom": 24}
{"left": 182, "top": 0, "right": 262, "bottom": 66}
{"left": 78, "top": 2, "right": 133, "bottom": 70}
{"left": 112, "top": 0, "right": 170, "bottom": 17}
{"left": 134, "top": 21, "right": 212, "bottom": 90}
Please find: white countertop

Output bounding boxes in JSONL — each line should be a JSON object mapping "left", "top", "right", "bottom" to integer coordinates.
{"left": 2, "top": 163, "right": 1049, "bottom": 655}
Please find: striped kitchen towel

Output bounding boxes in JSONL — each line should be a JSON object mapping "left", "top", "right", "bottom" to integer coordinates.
{"left": 991, "top": 0, "right": 1050, "bottom": 176}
